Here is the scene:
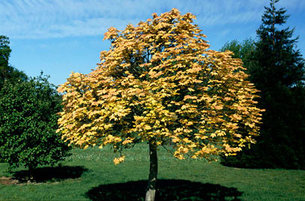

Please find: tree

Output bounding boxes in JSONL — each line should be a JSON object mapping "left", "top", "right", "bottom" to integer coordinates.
{"left": 221, "top": 0, "right": 305, "bottom": 169}
{"left": 0, "top": 35, "right": 27, "bottom": 163}
{"left": 57, "top": 9, "right": 264, "bottom": 201}
{"left": 0, "top": 74, "right": 71, "bottom": 178}
{"left": 0, "top": 35, "right": 27, "bottom": 88}
{"left": 0, "top": 35, "right": 11, "bottom": 68}
{"left": 254, "top": 0, "right": 304, "bottom": 89}
{"left": 220, "top": 39, "right": 256, "bottom": 70}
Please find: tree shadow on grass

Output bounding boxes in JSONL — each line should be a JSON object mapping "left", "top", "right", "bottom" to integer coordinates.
{"left": 86, "top": 179, "right": 243, "bottom": 201}
{"left": 12, "top": 165, "right": 88, "bottom": 183}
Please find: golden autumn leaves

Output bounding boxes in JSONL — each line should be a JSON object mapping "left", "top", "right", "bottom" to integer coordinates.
{"left": 57, "top": 8, "right": 264, "bottom": 165}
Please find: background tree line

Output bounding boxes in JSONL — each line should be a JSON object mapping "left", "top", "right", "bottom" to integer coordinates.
{"left": 220, "top": 0, "right": 305, "bottom": 169}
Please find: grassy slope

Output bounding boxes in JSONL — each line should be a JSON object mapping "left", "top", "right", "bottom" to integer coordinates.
{"left": 0, "top": 144, "right": 305, "bottom": 201}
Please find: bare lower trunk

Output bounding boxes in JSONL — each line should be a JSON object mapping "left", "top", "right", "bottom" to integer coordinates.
{"left": 145, "top": 141, "right": 158, "bottom": 201}
{"left": 28, "top": 165, "right": 34, "bottom": 182}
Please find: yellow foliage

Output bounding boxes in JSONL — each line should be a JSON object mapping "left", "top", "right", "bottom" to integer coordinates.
{"left": 57, "top": 8, "right": 264, "bottom": 164}
{"left": 113, "top": 155, "right": 125, "bottom": 165}
{"left": 122, "top": 138, "right": 134, "bottom": 145}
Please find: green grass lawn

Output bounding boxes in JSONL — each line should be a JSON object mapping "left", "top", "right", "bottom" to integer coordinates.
{"left": 1, "top": 143, "right": 305, "bottom": 201}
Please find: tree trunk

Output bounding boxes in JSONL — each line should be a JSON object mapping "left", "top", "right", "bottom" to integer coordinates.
{"left": 145, "top": 141, "right": 158, "bottom": 201}
{"left": 28, "top": 165, "right": 34, "bottom": 182}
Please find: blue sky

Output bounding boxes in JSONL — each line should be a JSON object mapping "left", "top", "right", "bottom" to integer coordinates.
{"left": 1, "top": 0, "right": 305, "bottom": 86}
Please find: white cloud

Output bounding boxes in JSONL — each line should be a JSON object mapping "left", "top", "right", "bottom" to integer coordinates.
{"left": 0, "top": 0, "right": 304, "bottom": 39}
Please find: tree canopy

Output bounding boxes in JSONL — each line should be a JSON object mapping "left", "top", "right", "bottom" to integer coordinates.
{"left": 0, "top": 74, "right": 71, "bottom": 175}
{"left": 0, "top": 35, "right": 27, "bottom": 88}
{"left": 58, "top": 8, "right": 263, "bottom": 162}
{"left": 254, "top": 0, "right": 304, "bottom": 88}
{"left": 0, "top": 35, "right": 11, "bottom": 68}
{"left": 220, "top": 39, "right": 256, "bottom": 71}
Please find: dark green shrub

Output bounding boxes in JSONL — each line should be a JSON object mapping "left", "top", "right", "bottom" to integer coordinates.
{"left": 0, "top": 75, "right": 71, "bottom": 176}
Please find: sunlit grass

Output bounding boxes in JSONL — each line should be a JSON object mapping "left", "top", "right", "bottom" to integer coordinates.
{"left": 0, "top": 143, "right": 305, "bottom": 200}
